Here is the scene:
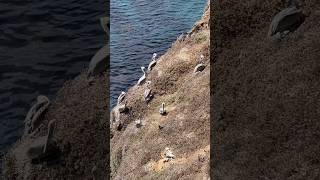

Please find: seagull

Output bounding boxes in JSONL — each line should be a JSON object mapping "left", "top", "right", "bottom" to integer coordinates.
{"left": 137, "top": 67, "right": 146, "bottom": 86}
{"left": 135, "top": 119, "right": 143, "bottom": 128}
{"left": 100, "top": 16, "right": 109, "bottom": 34}
{"left": 268, "top": 0, "right": 305, "bottom": 39}
{"left": 117, "top": 91, "right": 126, "bottom": 105}
{"left": 144, "top": 89, "right": 153, "bottom": 103}
{"left": 147, "top": 53, "right": 158, "bottom": 72}
{"left": 87, "top": 45, "right": 109, "bottom": 78}
{"left": 24, "top": 95, "right": 50, "bottom": 135}
{"left": 118, "top": 100, "right": 128, "bottom": 113}
{"left": 144, "top": 81, "right": 153, "bottom": 103}
{"left": 164, "top": 147, "right": 175, "bottom": 162}
{"left": 198, "top": 54, "right": 205, "bottom": 64}
{"left": 159, "top": 102, "right": 166, "bottom": 115}
{"left": 194, "top": 55, "right": 206, "bottom": 74}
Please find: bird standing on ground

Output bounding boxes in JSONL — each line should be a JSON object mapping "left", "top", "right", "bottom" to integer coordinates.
{"left": 144, "top": 81, "right": 153, "bottom": 103}
{"left": 24, "top": 95, "right": 50, "bottom": 135}
{"left": 137, "top": 67, "right": 146, "bottom": 86}
{"left": 87, "top": 45, "right": 109, "bottom": 78}
{"left": 268, "top": 0, "right": 305, "bottom": 39}
{"left": 147, "top": 53, "right": 158, "bottom": 72}
{"left": 194, "top": 54, "right": 206, "bottom": 74}
{"left": 164, "top": 147, "right": 175, "bottom": 162}
{"left": 117, "top": 91, "right": 126, "bottom": 105}
{"left": 159, "top": 102, "right": 166, "bottom": 115}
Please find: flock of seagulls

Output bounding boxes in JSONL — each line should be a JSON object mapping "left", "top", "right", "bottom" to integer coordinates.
{"left": 115, "top": 52, "right": 207, "bottom": 120}
{"left": 113, "top": 52, "right": 207, "bottom": 162}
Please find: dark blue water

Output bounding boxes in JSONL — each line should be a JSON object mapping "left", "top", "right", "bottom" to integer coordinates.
{"left": 0, "top": 0, "right": 105, "bottom": 153}
{"left": 110, "top": 0, "right": 207, "bottom": 107}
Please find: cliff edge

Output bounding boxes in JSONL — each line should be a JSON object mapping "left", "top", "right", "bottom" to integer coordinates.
{"left": 110, "top": 3, "right": 210, "bottom": 179}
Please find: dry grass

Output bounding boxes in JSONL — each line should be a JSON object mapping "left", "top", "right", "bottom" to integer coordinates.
{"left": 110, "top": 4, "right": 210, "bottom": 180}
{"left": 212, "top": 0, "right": 320, "bottom": 179}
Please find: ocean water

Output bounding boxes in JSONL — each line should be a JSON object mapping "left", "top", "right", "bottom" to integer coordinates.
{"left": 0, "top": 0, "right": 106, "bottom": 153}
{"left": 110, "top": 0, "right": 207, "bottom": 107}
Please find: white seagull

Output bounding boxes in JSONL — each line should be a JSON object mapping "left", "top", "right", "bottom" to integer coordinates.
{"left": 147, "top": 53, "right": 158, "bottom": 72}
{"left": 194, "top": 55, "right": 206, "bottom": 74}
{"left": 137, "top": 67, "right": 146, "bottom": 86}
{"left": 159, "top": 102, "right": 166, "bottom": 115}
{"left": 117, "top": 91, "right": 126, "bottom": 105}
{"left": 164, "top": 147, "right": 175, "bottom": 162}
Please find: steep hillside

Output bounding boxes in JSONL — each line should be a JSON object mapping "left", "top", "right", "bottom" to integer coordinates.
{"left": 110, "top": 4, "right": 210, "bottom": 180}
{"left": 212, "top": 0, "right": 320, "bottom": 179}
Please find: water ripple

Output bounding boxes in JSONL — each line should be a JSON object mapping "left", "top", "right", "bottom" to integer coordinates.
{"left": 0, "top": 0, "right": 106, "bottom": 152}
{"left": 110, "top": 0, "right": 206, "bottom": 107}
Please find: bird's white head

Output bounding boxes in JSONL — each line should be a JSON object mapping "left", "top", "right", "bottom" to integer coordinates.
{"left": 141, "top": 66, "right": 146, "bottom": 72}
{"left": 152, "top": 53, "right": 157, "bottom": 60}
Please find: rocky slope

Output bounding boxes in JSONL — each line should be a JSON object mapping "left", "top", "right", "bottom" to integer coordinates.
{"left": 110, "top": 3, "right": 210, "bottom": 180}
{"left": 212, "top": 0, "right": 320, "bottom": 179}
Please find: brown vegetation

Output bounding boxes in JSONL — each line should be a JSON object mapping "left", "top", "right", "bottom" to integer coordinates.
{"left": 212, "top": 0, "right": 320, "bottom": 179}
{"left": 110, "top": 4, "right": 210, "bottom": 180}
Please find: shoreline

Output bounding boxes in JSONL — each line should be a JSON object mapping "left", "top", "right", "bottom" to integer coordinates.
{"left": 3, "top": 1, "right": 210, "bottom": 179}
{"left": 110, "top": 1, "right": 210, "bottom": 179}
